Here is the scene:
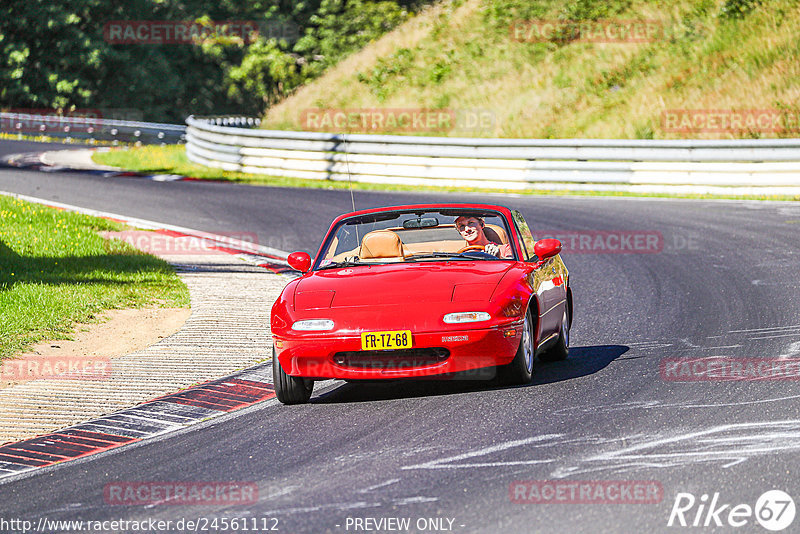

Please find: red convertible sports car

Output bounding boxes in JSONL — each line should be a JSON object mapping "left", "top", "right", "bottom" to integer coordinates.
{"left": 271, "top": 204, "right": 572, "bottom": 404}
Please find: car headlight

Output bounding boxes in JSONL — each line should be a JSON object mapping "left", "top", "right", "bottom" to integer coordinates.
{"left": 292, "top": 319, "right": 335, "bottom": 331}
{"left": 443, "top": 311, "right": 491, "bottom": 324}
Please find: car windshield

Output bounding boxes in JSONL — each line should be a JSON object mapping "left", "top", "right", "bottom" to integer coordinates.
{"left": 316, "top": 209, "right": 516, "bottom": 269}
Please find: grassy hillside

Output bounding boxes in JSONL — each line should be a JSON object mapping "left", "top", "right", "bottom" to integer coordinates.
{"left": 261, "top": 0, "right": 800, "bottom": 138}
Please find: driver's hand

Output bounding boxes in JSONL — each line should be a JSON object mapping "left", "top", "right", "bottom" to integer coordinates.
{"left": 484, "top": 243, "right": 500, "bottom": 257}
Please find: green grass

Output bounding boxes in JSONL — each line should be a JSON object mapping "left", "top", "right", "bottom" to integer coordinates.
{"left": 0, "top": 132, "right": 131, "bottom": 146}
{"left": 93, "top": 144, "right": 800, "bottom": 201}
{"left": 0, "top": 195, "right": 189, "bottom": 360}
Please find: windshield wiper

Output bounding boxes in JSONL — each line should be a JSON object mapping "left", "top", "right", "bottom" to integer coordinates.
{"left": 317, "top": 259, "right": 363, "bottom": 270}
{"left": 407, "top": 252, "right": 497, "bottom": 261}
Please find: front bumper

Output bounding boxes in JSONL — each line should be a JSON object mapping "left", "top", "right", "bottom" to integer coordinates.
{"left": 273, "top": 322, "right": 522, "bottom": 380}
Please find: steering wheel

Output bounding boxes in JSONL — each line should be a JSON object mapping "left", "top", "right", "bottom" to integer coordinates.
{"left": 457, "top": 245, "right": 485, "bottom": 253}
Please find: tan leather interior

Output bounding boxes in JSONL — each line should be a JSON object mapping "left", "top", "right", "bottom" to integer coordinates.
{"left": 404, "top": 240, "right": 466, "bottom": 254}
{"left": 484, "top": 224, "right": 509, "bottom": 245}
{"left": 324, "top": 236, "right": 340, "bottom": 259}
{"left": 358, "top": 230, "right": 406, "bottom": 259}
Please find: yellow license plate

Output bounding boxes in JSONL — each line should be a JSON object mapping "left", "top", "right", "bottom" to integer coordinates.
{"left": 361, "top": 330, "right": 412, "bottom": 351}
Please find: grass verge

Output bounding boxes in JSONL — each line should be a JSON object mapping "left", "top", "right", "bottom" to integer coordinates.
{"left": 94, "top": 144, "right": 800, "bottom": 201}
{"left": 0, "top": 132, "right": 120, "bottom": 146}
{"left": 0, "top": 195, "right": 189, "bottom": 360}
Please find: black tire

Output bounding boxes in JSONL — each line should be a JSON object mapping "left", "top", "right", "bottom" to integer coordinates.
{"left": 497, "top": 307, "right": 535, "bottom": 385}
{"left": 539, "top": 306, "right": 570, "bottom": 362}
{"left": 272, "top": 348, "right": 313, "bottom": 404}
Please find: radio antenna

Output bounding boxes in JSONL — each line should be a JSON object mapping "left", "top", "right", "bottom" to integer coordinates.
{"left": 342, "top": 132, "right": 358, "bottom": 246}
{"left": 343, "top": 132, "right": 356, "bottom": 213}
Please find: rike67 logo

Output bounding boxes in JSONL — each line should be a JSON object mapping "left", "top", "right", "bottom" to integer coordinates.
{"left": 668, "top": 490, "right": 796, "bottom": 531}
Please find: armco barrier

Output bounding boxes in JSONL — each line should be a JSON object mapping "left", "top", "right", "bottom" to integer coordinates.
{"left": 185, "top": 116, "right": 800, "bottom": 191}
{"left": 1, "top": 111, "right": 186, "bottom": 144}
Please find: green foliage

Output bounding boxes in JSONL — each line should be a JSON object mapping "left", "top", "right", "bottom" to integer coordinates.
{"left": 634, "top": 121, "right": 655, "bottom": 139}
{"left": 480, "top": 0, "right": 555, "bottom": 28}
{"left": 560, "top": 0, "right": 632, "bottom": 21}
{"left": 592, "top": 47, "right": 657, "bottom": 93}
{"left": 295, "top": 0, "right": 411, "bottom": 65}
{"left": 0, "top": 0, "right": 429, "bottom": 121}
{"left": 231, "top": 0, "right": 414, "bottom": 108}
{"left": 428, "top": 58, "right": 452, "bottom": 83}
{"left": 226, "top": 40, "right": 303, "bottom": 109}
{"left": 719, "top": 0, "right": 763, "bottom": 19}
{"left": 356, "top": 47, "right": 415, "bottom": 101}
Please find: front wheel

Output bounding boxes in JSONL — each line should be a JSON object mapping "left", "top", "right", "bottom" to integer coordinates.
{"left": 272, "top": 348, "right": 313, "bottom": 404}
{"left": 497, "top": 308, "right": 535, "bottom": 385}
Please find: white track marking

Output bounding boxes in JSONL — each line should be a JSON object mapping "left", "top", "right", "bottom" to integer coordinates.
{"left": 399, "top": 420, "right": 800, "bottom": 479}
{"left": 553, "top": 395, "right": 800, "bottom": 415}
{"left": 778, "top": 341, "right": 800, "bottom": 359}
{"left": 401, "top": 435, "right": 562, "bottom": 470}
{"left": 729, "top": 324, "right": 800, "bottom": 333}
{"left": 359, "top": 479, "right": 400, "bottom": 493}
{"left": 550, "top": 420, "right": 800, "bottom": 477}
{"left": 0, "top": 190, "right": 291, "bottom": 262}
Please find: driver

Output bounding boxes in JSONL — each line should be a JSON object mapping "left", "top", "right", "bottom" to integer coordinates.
{"left": 454, "top": 215, "right": 512, "bottom": 258}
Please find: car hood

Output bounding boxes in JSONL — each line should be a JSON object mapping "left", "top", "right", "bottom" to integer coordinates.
{"left": 294, "top": 262, "right": 513, "bottom": 310}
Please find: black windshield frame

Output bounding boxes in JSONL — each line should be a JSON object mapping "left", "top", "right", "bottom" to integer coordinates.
{"left": 313, "top": 208, "right": 516, "bottom": 270}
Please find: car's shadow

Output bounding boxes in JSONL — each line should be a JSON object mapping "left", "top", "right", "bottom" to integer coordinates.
{"left": 310, "top": 344, "right": 628, "bottom": 404}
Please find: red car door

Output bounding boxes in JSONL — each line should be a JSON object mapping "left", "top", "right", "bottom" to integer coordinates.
{"left": 512, "top": 210, "right": 567, "bottom": 344}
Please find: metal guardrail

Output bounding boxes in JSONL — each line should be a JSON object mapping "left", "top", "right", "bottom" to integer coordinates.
{"left": 185, "top": 115, "right": 800, "bottom": 189}
{"left": 0, "top": 112, "right": 186, "bottom": 144}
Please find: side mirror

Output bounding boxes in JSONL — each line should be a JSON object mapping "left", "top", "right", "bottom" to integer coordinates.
{"left": 287, "top": 251, "right": 312, "bottom": 273}
{"left": 534, "top": 239, "right": 562, "bottom": 261}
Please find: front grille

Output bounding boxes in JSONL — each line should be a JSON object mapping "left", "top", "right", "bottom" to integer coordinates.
{"left": 333, "top": 348, "right": 450, "bottom": 369}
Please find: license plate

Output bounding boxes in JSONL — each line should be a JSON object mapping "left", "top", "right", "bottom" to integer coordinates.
{"left": 361, "top": 330, "right": 412, "bottom": 351}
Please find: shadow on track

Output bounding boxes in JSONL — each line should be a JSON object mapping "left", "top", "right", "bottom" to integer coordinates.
{"left": 531, "top": 344, "right": 629, "bottom": 385}
{"left": 311, "top": 344, "right": 628, "bottom": 404}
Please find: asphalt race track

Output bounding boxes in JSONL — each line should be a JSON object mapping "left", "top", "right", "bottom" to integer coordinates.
{"left": 2, "top": 139, "right": 800, "bottom": 532}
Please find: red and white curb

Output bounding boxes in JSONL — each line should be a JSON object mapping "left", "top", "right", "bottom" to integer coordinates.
{"left": 0, "top": 367, "right": 275, "bottom": 478}
{"left": 0, "top": 191, "right": 298, "bottom": 276}
{"left": 0, "top": 192, "right": 302, "bottom": 480}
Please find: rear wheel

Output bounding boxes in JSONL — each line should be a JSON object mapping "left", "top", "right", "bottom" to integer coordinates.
{"left": 272, "top": 348, "right": 313, "bottom": 404}
{"left": 539, "top": 307, "right": 569, "bottom": 362}
{"left": 497, "top": 307, "right": 535, "bottom": 385}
